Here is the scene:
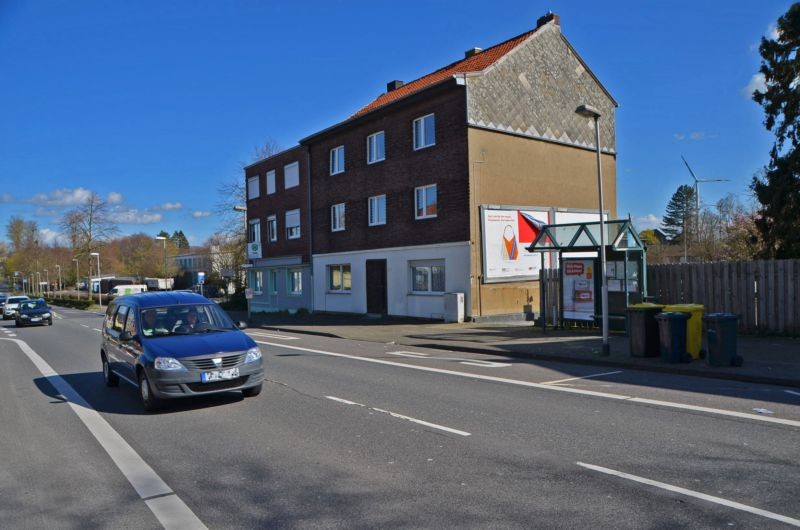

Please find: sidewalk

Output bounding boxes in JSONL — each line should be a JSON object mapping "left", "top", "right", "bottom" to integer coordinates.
{"left": 230, "top": 312, "right": 800, "bottom": 388}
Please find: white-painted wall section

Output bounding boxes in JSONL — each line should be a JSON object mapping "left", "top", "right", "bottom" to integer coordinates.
{"left": 313, "top": 242, "right": 471, "bottom": 319}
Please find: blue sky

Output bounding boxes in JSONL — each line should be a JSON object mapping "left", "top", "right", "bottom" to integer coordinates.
{"left": 0, "top": 0, "right": 788, "bottom": 246}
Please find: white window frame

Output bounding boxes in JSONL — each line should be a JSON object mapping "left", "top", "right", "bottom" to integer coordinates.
{"left": 331, "top": 203, "right": 346, "bottom": 232}
{"left": 330, "top": 146, "right": 345, "bottom": 175}
{"left": 367, "top": 131, "right": 385, "bottom": 164}
{"left": 266, "top": 170, "right": 276, "bottom": 195}
{"left": 284, "top": 162, "right": 299, "bottom": 189}
{"left": 252, "top": 271, "right": 263, "bottom": 295}
{"left": 247, "top": 175, "right": 260, "bottom": 200}
{"left": 413, "top": 113, "right": 436, "bottom": 150}
{"left": 267, "top": 215, "right": 277, "bottom": 242}
{"left": 368, "top": 194, "right": 386, "bottom": 226}
{"left": 286, "top": 209, "right": 301, "bottom": 239}
{"left": 288, "top": 269, "right": 302, "bottom": 295}
{"left": 248, "top": 218, "right": 261, "bottom": 244}
{"left": 410, "top": 260, "right": 446, "bottom": 294}
{"left": 414, "top": 184, "right": 437, "bottom": 220}
{"left": 327, "top": 264, "right": 351, "bottom": 292}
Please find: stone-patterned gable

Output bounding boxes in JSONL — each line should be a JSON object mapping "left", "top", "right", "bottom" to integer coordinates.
{"left": 466, "top": 24, "right": 616, "bottom": 153}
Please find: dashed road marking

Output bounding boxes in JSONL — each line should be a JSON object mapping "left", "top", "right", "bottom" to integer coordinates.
{"left": 325, "top": 395, "right": 470, "bottom": 436}
{"left": 1, "top": 337, "right": 207, "bottom": 529}
{"left": 247, "top": 331, "right": 298, "bottom": 340}
{"left": 541, "top": 370, "right": 624, "bottom": 385}
{"left": 255, "top": 340, "right": 800, "bottom": 428}
{"left": 577, "top": 462, "right": 800, "bottom": 526}
{"left": 785, "top": 390, "right": 800, "bottom": 398}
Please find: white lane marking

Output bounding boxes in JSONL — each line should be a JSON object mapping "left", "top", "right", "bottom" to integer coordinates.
{"left": 247, "top": 331, "right": 298, "bottom": 340}
{"left": 577, "top": 462, "right": 800, "bottom": 527}
{"left": 541, "top": 370, "right": 624, "bottom": 385}
{"left": 786, "top": 390, "right": 800, "bottom": 397}
{"left": 255, "top": 341, "right": 800, "bottom": 428}
{"left": 81, "top": 324, "right": 89, "bottom": 328}
{"left": 1, "top": 338, "right": 207, "bottom": 529}
{"left": 387, "top": 351, "right": 430, "bottom": 358}
{"left": 325, "top": 396, "right": 470, "bottom": 436}
{"left": 93, "top": 328, "right": 102, "bottom": 332}
{"left": 459, "top": 360, "right": 512, "bottom": 368}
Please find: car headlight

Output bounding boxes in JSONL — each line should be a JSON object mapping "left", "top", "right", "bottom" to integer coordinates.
{"left": 154, "top": 357, "right": 186, "bottom": 371}
{"left": 42, "top": 312, "right": 51, "bottom": 318}
{"left": 20, "top": 314, "right": 29, "bottom": 319}
{"left": 244, "top": 347, "right": 262, "bottom": 363}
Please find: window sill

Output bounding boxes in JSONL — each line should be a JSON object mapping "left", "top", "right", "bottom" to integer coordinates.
{"left": 330, "top": 170, "right": 345, "bottom": 176}
{"left": 367, "top": 158, "right": 385, "bottom": 165}
{"left": 408, "top": 291, "right": 444, "bottom": 296}
{"left": 415, "top": 215, "right": 437, "bottom": 221}
{"left": 326, "top": 290, "right": 352, "bottom": 295}
{"left": 331, "top": 228, "right": 345, "bottom": 232}
{"left": 413, "top": 143, "right": 435, "bottom": 151}
{"left": 368, "top": 222, "right": 386, "bottom": 227}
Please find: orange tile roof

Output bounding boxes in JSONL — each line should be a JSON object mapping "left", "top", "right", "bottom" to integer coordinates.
{"left": 351, "top": 27, "right": 540, "bottom": 118}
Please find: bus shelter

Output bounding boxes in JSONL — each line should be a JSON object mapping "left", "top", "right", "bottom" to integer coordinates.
{"left": 525, "top": 219, "right": 647, "bottom": 330}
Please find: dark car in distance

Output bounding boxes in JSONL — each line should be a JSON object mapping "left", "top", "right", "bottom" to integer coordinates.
{"left": 101, "top": 291, "right": 264, "bottom": 411}
{"left": 15, "top": 298, "right": 53, "bottom": 327}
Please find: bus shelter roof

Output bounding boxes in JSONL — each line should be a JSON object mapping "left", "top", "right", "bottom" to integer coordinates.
{"left": 525, "top": 219, "right": 645, "bottom": 253}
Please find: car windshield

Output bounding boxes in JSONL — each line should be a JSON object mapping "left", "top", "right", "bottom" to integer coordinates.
{"left": 21, "top": 300, "right": 47, "bottom": 310}
{"left": 10, "top": 297, "right": 28, "bottom": 304}
{"left": 140, "top": 304, "right": 237, "bottom": 337}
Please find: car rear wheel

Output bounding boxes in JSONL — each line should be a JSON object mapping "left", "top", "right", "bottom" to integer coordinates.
{"left": 102, "top": 354, "right": 119, "bottom": 387}
{"left": 242, "top": 383, "right": 262, "bottom": 397}
{"left": 138, "top": 370, "right": 162, "bottom": 412}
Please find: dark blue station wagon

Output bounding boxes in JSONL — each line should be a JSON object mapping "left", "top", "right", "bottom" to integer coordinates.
{"left": 101, "top": 292, "right": 264, "bottom": 411}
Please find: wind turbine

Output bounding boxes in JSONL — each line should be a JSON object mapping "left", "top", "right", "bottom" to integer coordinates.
{"left": 681, "top": 155, "right": 729, "bottom": 214}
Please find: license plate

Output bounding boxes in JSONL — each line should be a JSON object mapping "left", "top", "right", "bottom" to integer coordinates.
{"left": 201, "top": 367, "right": 239, "bottom": 383}
{"left": 31, "top": 317, "right": 41, "bottom": 322}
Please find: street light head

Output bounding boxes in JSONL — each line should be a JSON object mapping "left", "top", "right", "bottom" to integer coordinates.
{"left": 575, "top": 104, "right": 601, "bottom": 119}
{"left": 90, "top": 252, "right": 99, "bottom": 256}
{"left": 73, "top": 258, "right": 78, "bottom": 262}
{"left": 155, "top": 236, "right": 167, "bottom": 240}
{"left": 233, "top": 205, "right": 247, "bottom": 212}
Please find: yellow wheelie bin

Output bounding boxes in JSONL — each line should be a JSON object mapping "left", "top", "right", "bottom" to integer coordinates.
{"left": 663, "top": 304, "right": 704, "bottom": 360}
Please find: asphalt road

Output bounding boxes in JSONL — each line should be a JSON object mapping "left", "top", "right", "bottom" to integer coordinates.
{"left": 1, "top": 307, "right": 798, "bottom": 528}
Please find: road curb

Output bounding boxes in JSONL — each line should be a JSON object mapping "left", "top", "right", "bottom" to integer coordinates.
{"left": 255, "top": 325, "right": 800, "bottom": 388}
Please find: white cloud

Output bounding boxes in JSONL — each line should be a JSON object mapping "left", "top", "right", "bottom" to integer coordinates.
{"left": 107, "top": 192, "right": 123, "bottom": 204}
{"left": 1, "top": 193, "right": 13, "bottom": 202}
{"left": 31, "top": 187, "right": 93, "bottom": 206}
{"left": 674, "top": 133, "right": 686, "bottom": 141}
{"left": 769, "top": 23, "right": 779, "bottom": 41}
{"left": 742, "top": 73, "right": 766, "bottom": 97}
{"left": 38, "top": 228, "right": 65, "bottom": 246}
{"left": 113, "top": 208, "right": 163, "bottom": 224}
{"left": 634, "top": 214, "right": 661, "bottom": 230}
{"left": 156, "top": 202, "right": 183, "bottom": 211}
{"left": 192, "top": 211, "right": 211, "bottom": 218}
{"left": 689, "top": 131, "right": 706, "bottom": 141}
{"left": 35, "top": 207, "right": 60, "bottom": 217}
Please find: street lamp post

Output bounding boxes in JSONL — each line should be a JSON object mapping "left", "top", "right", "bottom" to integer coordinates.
{"left": 233, "top": 205, "right": 250, "bottom": 319}
{"left": 36, "top": 272, "right": 41, "bottom": 297}
{"left": 56, "top": 264, "right": 62, "bottom": 293}
{"left": 44, "top": 269, "right": 49, "bottom": 296}
{"left": 575, "top": 104, "right": 610, "bottom": 356}
{"left": 155, "top": 236, "right": 168, "bottom": 290}
{"left": 73, "top": 258, "right": 79, "bottom": 293}
{"left": 90, "top": 252, "right": 102, "bottom": 309}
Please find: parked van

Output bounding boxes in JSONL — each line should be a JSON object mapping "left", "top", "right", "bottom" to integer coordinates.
{"left": 109, "top": 284, "right": 148, "bottom": 297}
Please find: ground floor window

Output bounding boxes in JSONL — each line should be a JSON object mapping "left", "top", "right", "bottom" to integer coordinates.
{"left": 269, "top": 269, "right": 278, "bottom": 295}
{"left": 288, "top": 269, "right": 302, "bottom": 295}
{"left": 410, "top": 260, "right": 445, "bottom": 293}
{"left": 328, "top": 264, "right": 351, "bottom": 292}
{"left": 252, "top": 271, "right": 263, "bottom": 294}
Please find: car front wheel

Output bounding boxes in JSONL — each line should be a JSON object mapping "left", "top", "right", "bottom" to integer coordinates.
{"left": 102, "top": 355, "right": 119, "bottom": 387}
{"left": 138, "top": 370, "right": 162, "bottom": 412}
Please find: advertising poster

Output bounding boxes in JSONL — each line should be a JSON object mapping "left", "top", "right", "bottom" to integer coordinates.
{"left": 562, "top": 258, "right": 597, "bottom": 321}
{"left": 482, "top": 208, "right": 550, "bottom": 281}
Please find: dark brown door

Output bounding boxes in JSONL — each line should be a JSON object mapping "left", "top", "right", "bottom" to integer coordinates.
{"left": 366, "top": 259, "right": 387, "bottom": 315}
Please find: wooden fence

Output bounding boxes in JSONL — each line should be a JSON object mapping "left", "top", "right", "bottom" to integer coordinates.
{"left": 540, "top": 268, "right": 561, "bottom": 327}
{"left": 646, "top": 260, "right": 800, "bottom": 335}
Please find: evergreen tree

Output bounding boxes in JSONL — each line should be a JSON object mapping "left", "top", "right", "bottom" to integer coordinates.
{"left": 662, "top": 184, "right": 696, "bottom": 242}
{"left": 751, "top": 3, "right": 800, "bottom": 258}
{"left": 170, "top": 230, "right": 190, "bottom": 249}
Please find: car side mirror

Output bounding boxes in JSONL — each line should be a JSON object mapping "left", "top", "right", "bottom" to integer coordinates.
{"left": 236, "top": 321, "right": 248, "bottom": 330}
{"left": 119, "top": 331, "right": 134, "bottom": 341}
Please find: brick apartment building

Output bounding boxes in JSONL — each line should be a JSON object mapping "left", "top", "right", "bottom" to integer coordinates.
{"left": 244, "top": 13, "right": 617, "bottom": 320}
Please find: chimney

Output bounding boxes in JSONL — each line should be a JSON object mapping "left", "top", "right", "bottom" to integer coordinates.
{"left": 536, "top": 11, "right": 560, "bottom": 28}
{"left": 464, "top": 47, "right": 482, "bottom": 58}
{"left": 386, "top": 80, "right": 404, "bottom": 92}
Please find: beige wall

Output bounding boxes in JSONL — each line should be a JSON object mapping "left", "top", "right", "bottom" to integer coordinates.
{"left": 467, "top": 127, "right": 617, "bottom": 317}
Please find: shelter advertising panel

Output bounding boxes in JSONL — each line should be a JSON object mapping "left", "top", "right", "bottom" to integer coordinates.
{"left": 562, "top": 258, "right": 597, "bottom": 321}
{"left": 482, "top": 208, "right": 550, "bottom": 281}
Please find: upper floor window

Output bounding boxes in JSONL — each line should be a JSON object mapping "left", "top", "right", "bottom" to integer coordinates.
{"left": 247, "top": 176, "right": 260, "bottom": 200}
{"left": 331, "top": 203, "right": 346, "bottom": 232}
{"left": 413, "top": 114, "right": 435, "bottom": 150}
{"left": 367, "top": 132, "right": 385, "bottom": 164}
{"left": 368, "top": 194, "right": 386, "bottom": 226}
{"left": 267, "top": 215, "right": 277, "bottom": 242}
{"left": 266, "top": 170, "right": 276, "bottom": 195}
{"left": 415, "top": 184, "right": 437, "bottom": 219}
{"left": 248, "top": 218, "right": 261, "bottom": 244}
{"left": 330, "top": 146, "right": 345, "bottom": 175}
{"left": 286, "top": 209, "right": 301, "bottom": 239}
{"left": 284, "top": 162, "right": 299, "bottom": 189}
